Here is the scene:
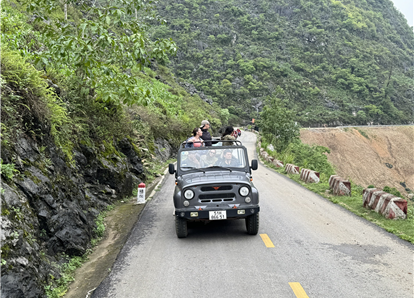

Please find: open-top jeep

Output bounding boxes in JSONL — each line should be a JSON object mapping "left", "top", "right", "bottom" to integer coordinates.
{"left": 168, "top": 141, "right": 259, "bottom": 238}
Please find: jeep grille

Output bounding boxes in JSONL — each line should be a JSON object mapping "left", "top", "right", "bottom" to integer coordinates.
{"left": 199, "top": 193, "right": 235, "bottom": 203}
{"left": 201, "top": 185, "right": 233, "bottom": 191}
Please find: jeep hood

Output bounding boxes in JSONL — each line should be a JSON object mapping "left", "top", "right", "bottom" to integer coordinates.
{"left": 180, "top": 171, "right": 251, "bottom": 185}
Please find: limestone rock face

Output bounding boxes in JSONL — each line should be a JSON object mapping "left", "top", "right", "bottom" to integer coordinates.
{"left": 179, "top": 82, "right": 213, "bottom": 105}
{"left": 154, "top": 138, "right": 173, "bottom": 162}
{"left": 0, "top": 135, "right": 156, "bottom": 297}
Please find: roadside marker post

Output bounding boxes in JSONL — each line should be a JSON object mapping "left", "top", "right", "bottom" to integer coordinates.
{"left": 137, "top": 183, "right": 146, "bottom": 204}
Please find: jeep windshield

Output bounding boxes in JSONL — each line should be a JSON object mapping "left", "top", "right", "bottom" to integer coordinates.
{"left": 179, "top": 148, "right": 247, "bottom": 171}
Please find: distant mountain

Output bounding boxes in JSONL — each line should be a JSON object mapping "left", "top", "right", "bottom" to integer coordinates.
{"left": 152, "top": 0, "right": 414, "bottom": 126}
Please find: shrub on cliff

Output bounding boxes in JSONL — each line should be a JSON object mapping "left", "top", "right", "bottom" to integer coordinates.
{"left": 1, "top": 47, "right": 75, "bottom": 161}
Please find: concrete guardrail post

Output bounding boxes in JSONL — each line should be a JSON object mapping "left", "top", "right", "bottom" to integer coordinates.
{"left": 329, "top": 175, "right": 351, "bottom": 196}
{"left": 285, "top": 164, "right": 300, "bottom": 175}
{"left": 300, "top": 168, "right": 320, "bottom": 183}
{"left": 362, "top": 188, "right": 407, "bottom": 219}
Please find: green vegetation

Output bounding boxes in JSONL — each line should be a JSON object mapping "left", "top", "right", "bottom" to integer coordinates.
{"left": 261, "top": 135, "right": 335, "bottom": 178}
{"left": 0, "top": 159, "right": 18, "bottom": 181}
{"left": 152, "top": 0, "right": 414, "bottom": 126}
{"left": 356, "top": 128, "right": 369, "bottom": 139}
{"left": 1, "top": 0, "right": 225, "bottom": 163}
{"left": 383, "top": 186, "right": 402, "bottom": 198}
{"left": 20, "top": 0, "right": 176, "bottom": 106}
{"left": 258, "top": 90, "right": 300, "bottom": 152}
{"left": 1, "top": 46, "right": 76, "bottom": 161}
{"left": 258, "top": 95, "right": 334, "bottom": 177}
{"left": 44, "top": 255, "right": 84, "bottom": 298}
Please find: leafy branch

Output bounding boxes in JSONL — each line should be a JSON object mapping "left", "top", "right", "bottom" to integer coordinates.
{"left": 24, "top": 0, "right": 177, "bottom": 105}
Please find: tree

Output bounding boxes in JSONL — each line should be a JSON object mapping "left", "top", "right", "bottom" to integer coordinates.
{"left": 25, "top": 0, "right": 176, "bottom": 106}
{"left": 259, "top": 93, "right": 300, "bottom": 152}
{"left": 220, "top": 108, "right": 230, "bottom": 125}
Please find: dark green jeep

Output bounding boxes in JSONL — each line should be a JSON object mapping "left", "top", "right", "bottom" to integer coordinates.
{"left": 168, "top": 141, "right": 259, "bottom": 238}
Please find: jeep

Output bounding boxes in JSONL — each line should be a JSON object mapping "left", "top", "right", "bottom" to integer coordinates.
{"left": 168, "top": 141, "right": 259, "bottom": 238}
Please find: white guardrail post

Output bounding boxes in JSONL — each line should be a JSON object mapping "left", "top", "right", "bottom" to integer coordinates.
{"left": 137, "top": 183, "right": 146, "bottom": 204}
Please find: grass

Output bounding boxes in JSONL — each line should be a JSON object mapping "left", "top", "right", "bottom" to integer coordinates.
{"left": 356, "top": 128, "right": 369, "bottom": 139}
{"left": 45, "top": 255, "right": 85, "bottom": 298}
{"left": 258, "top": 146, "right": 414, "bottom": 244}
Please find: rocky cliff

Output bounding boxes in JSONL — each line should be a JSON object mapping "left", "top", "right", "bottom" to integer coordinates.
{"left": 1, "top": 132, "right": 150, "bottom": 297}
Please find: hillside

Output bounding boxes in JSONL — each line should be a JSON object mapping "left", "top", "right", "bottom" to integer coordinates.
{"left": 0, "top": 1, "right": 225, "bottom": 297}
{"left": 152, "top": 0, "right": 414, "bottom": 125}
{"left": 300, "top": 126, "right": 414, "bottom": 195}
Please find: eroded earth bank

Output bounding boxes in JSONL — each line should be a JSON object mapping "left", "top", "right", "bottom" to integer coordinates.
{"left": 300, "top": 126, "right": 413, "bottom": 195}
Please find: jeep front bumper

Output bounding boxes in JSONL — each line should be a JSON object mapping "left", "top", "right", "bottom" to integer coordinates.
{"left": 174, "top": 206, "right": 260, "bottom": 220}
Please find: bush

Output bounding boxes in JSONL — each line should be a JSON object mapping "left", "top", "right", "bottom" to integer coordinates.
{"left": 1, "top": 47, "right": 76, "bottom": 161}
{"left": 281, "top": 140, "right": 335, "bottom": 177}
{"left": 0, "top": 159, "right": 18, "bottom": 181}
{"left": 261, "top": 133, "right": 335, "bottom": 178}
{"left": 383, "top": 186, "right": 403, "bottom": 198}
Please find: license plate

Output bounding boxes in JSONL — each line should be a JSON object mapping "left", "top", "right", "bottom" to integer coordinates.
{"left": 209, "top": 210, "right": 227, "bottom": 220}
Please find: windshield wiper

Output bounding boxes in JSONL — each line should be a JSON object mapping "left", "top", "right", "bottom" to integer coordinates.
{"left": 205, "top": 166, "right": 232, "bottom": 172}
{"left": 181, "top": 167, "right": 206, "bottom": 173}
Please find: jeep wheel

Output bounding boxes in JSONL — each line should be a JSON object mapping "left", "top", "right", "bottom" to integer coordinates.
{"left": 175, "top": 216, "right": 188, "bottom": 238}
{"left": 245, "top": 213, "right": 259, "bottom": 235}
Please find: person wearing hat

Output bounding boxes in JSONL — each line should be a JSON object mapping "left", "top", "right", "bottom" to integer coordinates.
{"left": 200, "top": 120, "right": 213, "bottom": 146}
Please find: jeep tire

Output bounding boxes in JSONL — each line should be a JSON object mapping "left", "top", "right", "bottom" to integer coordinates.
{"left": 245, "top": 213, "right": 259, "bottom": 235}
{"left": 175, "top": 216, "right": 188, "bottom": 238}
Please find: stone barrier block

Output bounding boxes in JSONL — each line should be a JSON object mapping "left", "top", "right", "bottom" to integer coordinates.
{"left": 328, "top": 175, "right": 351, "bottom": 196}
{"left": 285, "top": 163, "right": 300, "bottom": 175}
{"left": 300, "top": 168, "right": 320, "bottom": 183}
{"left": 362, "top": 188, "right": 407, "bottom": 219}
{"left": 272, "top": 159, "right": 284, "bottom": 168}
{"left": 258, "top": 148, "right": 283, "bottom": 167}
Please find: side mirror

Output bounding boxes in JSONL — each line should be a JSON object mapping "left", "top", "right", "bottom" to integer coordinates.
{"left": 168, "top": 164, "right": 176, "bottom": 175}
{"left": 251, "top": 159, "right": 258, "bottom": 171}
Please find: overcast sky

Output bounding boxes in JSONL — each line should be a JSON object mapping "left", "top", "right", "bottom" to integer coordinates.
{"left": 390, "top": 0, "right": 413, "bottom": 27}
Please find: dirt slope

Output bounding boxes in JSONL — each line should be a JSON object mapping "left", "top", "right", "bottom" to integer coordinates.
{"left": 300, "top": 126, "right": 413, "bottom": 195}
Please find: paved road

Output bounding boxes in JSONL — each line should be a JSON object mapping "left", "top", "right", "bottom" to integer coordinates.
{"left": 92, "top": 131, "right": 413, "bottom": 298}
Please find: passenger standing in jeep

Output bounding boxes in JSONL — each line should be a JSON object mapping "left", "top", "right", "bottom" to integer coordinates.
{"left": 200, "top": 120, "right": 213, "bottom": 146}
{"left": 221, "top": 126, "right": 236, "bottom": 146}
{"left": 185, "top": 127, "right": 204, "bottom": 148}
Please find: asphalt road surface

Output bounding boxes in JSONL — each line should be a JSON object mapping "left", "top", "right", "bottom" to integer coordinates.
{"left": 92, "top": 131, "right": 413, "bottom": 298}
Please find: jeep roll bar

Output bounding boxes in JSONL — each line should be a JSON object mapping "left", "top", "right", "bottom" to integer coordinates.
{"left": 180, "top": 139, "right": 243, "bottom": 148}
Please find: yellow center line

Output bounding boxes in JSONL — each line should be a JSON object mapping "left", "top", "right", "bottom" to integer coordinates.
{"left": 289, "top": 282, "right": 310, "bottom": 298}
{"left": 259, "top": 234, "right": 275, "bottom": 247}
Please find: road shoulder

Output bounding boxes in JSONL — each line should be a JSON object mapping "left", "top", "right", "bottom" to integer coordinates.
{"left": 65, "top": 168, "right": 170, "bottom": 298}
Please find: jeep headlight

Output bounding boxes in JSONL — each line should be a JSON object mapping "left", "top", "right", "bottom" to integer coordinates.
{"left": 184, "top": 189, "right": 195, "bottom": 200}
{"left": 239, "top": 186, "right": 249, "bottom": 197}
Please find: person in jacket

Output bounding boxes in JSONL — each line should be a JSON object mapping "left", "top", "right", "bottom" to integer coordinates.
{"left": 215, "top": 149, "right": 240, "bottom": 167}
{"left": 200, "top": 120, "right": 214, "bottom": 146}
{"left": 221, "top": 126, "right": 236, "bottom": 146}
